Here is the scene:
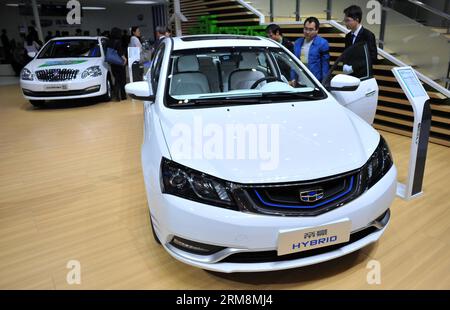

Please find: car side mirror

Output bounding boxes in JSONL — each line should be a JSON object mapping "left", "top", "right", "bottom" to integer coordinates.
{"left": 329, "top": 74, "right": 360, "bottom": 91}
{"left": 27, "top": 51, "right": 37, "bottom": 58}
{"left": 125, "top": 81, "right": 155, "bottom": 101}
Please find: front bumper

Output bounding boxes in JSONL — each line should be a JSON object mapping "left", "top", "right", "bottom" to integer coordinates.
{"left": 20, "top": 76, "right": 106, "bottom": 100}
{"left": 149, "top": 165, "right": 397, "bottom": 273}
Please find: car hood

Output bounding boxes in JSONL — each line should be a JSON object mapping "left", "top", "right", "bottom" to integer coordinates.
{"left": 26, "top": 58, "right": 102, "bottom": 72}
{"left": 159, "top": 99, "right": 380, "bottom": 184}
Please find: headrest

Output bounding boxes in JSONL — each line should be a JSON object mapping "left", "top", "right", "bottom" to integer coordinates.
{"left": 238, "top": 52, "right": 259, "bottom": 69}
{"left": 177, "top": 55, "right": 199, "bottom": 72}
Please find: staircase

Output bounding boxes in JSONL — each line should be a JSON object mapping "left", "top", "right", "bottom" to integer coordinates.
{"left": 168, "top": 0, "right": 450, "bottom": 147}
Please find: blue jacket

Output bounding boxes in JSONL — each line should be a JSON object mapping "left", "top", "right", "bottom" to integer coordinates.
{"left": 293, "top": 35, "right": 330, "bottom": 82}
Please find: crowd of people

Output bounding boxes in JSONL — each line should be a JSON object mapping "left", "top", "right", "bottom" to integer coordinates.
{"left": 265, "top": 5, "right": 377, "bottom": 83}
{"left": 0, "top": 4, "right": 376, "bottom": 102}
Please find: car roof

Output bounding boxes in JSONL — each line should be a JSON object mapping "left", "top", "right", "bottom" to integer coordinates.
{"left": 48, "top": 36, "right": 104, "bottom": 41}
{"left": 171, "top": 35, "right": 280, "bottom": 51}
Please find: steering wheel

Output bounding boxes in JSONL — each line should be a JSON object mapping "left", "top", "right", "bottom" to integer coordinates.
{"left": 250, "top": 76, "right": 284, "bottom": 89}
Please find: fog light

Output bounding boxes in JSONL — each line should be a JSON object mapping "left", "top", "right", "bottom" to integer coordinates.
{"left": 22, "top": 89, "right": 33, "bottom": 95}
{"left": 85, "top": 85, "right": 101, "bottom": 92}
{"left": 170, "top": 236, "right": 225, "bottom": 255}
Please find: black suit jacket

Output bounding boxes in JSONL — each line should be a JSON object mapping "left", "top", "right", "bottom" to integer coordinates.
{"left": 344, "top": 26, "right": 377, "bottom": 66}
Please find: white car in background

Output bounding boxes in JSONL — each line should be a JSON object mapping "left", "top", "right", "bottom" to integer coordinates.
{"left": 125, "top": 35, "right": 397, "bottom": 273}
{"left": 20, "top": 37, "right": 112, "bottom": 108}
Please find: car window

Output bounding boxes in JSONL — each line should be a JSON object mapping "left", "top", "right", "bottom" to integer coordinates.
{"left": 323, "top": 42, "right": 372, "bottom": 87}
{"left": 165, "top": 46, "right": 325, "bottom": 107}
{"left": 272, "top": 51, "right": 316, "bottom": 88}
{"left": 38, "top": 39, "right": 101, "bottom": 58}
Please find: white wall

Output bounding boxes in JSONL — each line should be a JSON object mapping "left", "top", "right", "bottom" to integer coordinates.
{"left": 0, "top": 3, "right": 156, "bottom": 45}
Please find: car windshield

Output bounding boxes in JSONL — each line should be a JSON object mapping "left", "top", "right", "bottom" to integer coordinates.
{"left": 38, "top": 39, "right": 101, "bottom": 58}
{"left": 166, "top": 46, "right": 326, "bottom": 106}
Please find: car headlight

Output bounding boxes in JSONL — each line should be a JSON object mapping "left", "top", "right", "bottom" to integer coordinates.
{"left": 160, "top": 158, "right": 238, "bottom": 210}
{"left": 21, "top": 68, "right": 34, "bottom": 81}
{"left": 362, "top": 136, "right": 393, "bottom": 189}
{"left": 81, "top": 66, "right": 102, "bottom": 79}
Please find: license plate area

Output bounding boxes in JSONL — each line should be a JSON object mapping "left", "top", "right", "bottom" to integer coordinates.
{"left": 277, "top": 220, "right": 351, "bottom": 256}
{"left": 44, "top": 84, "right": 68, "bottom": 91}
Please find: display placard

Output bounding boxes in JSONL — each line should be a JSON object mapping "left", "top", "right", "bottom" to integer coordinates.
{"left": 391, "top": 67, "right": 431, "bottom": 200}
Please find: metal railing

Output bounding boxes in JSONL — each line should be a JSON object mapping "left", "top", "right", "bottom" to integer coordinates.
{"left": 406, "top": 0, "right": 450, "bottom": 32}
{"left": 446, "top": 62, "right": 450, "bottom": 90}
{"left": 328, "top": 19, "right": 450, "bottom": 97}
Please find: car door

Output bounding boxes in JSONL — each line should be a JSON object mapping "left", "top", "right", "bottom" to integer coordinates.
{"left": 142, "top": 42, "right": 165, "bottom": 142}
{"left": 323, "top": 42, "right": 378, "bottom": 124}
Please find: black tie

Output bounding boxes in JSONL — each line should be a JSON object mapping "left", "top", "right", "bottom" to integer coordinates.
{"left": 352, "top": 33, "right": 356, "bottom": 44}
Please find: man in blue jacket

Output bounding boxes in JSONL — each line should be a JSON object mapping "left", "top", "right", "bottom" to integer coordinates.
{"left": 292, "top": 17, "right": 330, "bottom": 84}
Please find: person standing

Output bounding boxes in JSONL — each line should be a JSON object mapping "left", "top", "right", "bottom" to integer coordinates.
{"left": 1, "top": 29, "right": 11, "bottom": 63}
{"left": 109, "top": 27, "right": 127, "bottom": 102}
{"left": 129, "top": 26, "right": 144, "bottom": 82}
{"left": 265, "top": 24, "right": 294, "bottom": 53}
{"left": 45, "top": 31, "right": 53, "bottom": 42}
{"left": 343, "top": 5, "right": 377, "bottom": 76}
{"left": 153, "top": 26, "right": 167, "bottom": 52}
{"left": 292, "top": 17, "right": 330, "bottom": 82}
{"left": 24, "top": 34, "right": 40, "bottom": 62}
{"left": 129, "top": 26, "right": 142, "bottom": 49}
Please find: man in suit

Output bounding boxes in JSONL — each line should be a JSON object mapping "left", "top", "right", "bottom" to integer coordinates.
{"left": 152, "top": 26, "right": 169, "bottom": 57}
{"left": 266, "top": 24, "right": 294, "bottom": 53}
{"left": 342, "top": 5, "right": 377, "bottom": 77}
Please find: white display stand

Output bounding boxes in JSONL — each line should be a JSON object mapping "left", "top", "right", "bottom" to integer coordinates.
{"left": 127, "top": 47, "right": 141, "bottom": 83}
{"left": 391, "top": 66, "right": 431, "bottom": 200}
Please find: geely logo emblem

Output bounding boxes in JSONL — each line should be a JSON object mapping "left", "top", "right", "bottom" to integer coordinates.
{"left": 300, "top": 189, "right": 324, "bottom": 203}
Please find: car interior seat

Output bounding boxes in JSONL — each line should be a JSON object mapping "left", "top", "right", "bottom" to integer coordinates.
{"left": 228, "top": 52, "right": 265, "bottom": 90}
{"left": 170, "top": 55, "right": 211, "bottom": 95}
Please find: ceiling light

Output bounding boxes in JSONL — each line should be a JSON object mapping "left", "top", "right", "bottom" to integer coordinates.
{"left": 125, "top": 1, "right": 159, "bottom": 4}
{"left": 82, "top": 7, "right": 106, "bottom": 11}
{"left": 6, "top": 3, "right": 20, "bottom": 7}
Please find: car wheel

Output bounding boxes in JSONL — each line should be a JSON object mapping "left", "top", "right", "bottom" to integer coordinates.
{"left": 101, "top": 77, "right": 112, "bottom": 102}
{"left": 29, "top": 100, "right": 45, "bottom": 108}
{"left": 149, "top": 209, "right": 161, "bottom": 245}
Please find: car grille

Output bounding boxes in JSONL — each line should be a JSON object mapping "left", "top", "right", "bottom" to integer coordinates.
{"left": 35, "top": 69, "right": 79, "bottom": 82}
{"left": 232, "top": 169, "right": 363, "bottom": 216}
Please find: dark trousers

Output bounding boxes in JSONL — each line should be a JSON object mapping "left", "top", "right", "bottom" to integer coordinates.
{"left": 111, "top": 65, "right": 127, "bottom": 100}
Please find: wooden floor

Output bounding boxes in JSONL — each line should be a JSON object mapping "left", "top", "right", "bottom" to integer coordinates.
{"left": 0, "top": 84, "right": 449, "bottom": 289}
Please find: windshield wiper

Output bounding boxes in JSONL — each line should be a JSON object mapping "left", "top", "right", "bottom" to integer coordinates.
{"left": 179, "top": 97, "right": 268, "bottom": 106}
{"left": 261, "top": 89, "right": 323, "bottom": 100}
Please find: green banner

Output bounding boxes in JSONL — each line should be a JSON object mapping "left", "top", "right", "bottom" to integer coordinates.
{"left": 39, "top": 60, "right": 88, "bottom": 68}
{"left": 188, "top": 15, "right": 266, "bottom": 37}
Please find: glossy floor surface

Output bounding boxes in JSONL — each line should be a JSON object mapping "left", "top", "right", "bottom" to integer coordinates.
{"left": 0, "top": 85, "right": 449, "bottom": 289}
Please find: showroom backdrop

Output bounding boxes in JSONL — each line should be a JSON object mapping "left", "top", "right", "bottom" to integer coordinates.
{"left": 0, "top": 0, "right": 169, "bottom": 42}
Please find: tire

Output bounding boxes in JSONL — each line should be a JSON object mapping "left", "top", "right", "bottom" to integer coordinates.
{"left": 149, "top": 209, "right": 161, "bottom": 245}
{"left": 101, "top": 76, "right": 112, "bottom": 102}
{"left": 29, "top": 100, "right": 45, "bottom": 108}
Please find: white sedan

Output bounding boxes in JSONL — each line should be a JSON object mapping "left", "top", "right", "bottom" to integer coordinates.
{"left": 125, "top": 35, "right": 396, "bottom": 273}
{"left": 20, "top": 36, "right": 112, "bottom": 107}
